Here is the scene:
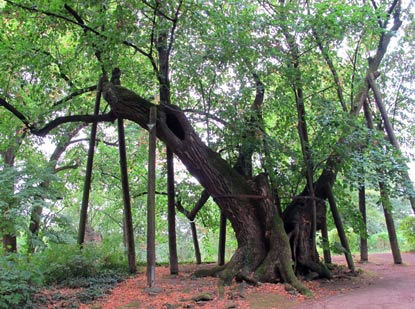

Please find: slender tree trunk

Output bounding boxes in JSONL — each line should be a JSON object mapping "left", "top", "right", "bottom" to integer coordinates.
{"left": 378, "top": 182, "right": 402, "bottom": 264}
{"left": 112, "top": 68, "right": 136, "bottom": 272}
{"left": 167, "top": 147, "right": 179, "bottom": 274}
{"left": 363, "top": 98, "right": 402, "bottom": 264}
{"left": 190, "top": 222, "right": 202, "bottom": 265}
{"left": 78, "top": 77, "right": 103, "bottom": 245}
{"left": 218, "top": 210, "right": 227, "bottom": 266}
{"left": 295, "top": 88, "right": 318, "bottom": 252}
{"left": 146, "top": 106, "right": 157, "bottom": 287}
{"left": 28, "top": 204, "right": 42, "bottom": 253}
{"left": 122, "top": 217, "right": 127, "bottom": 250}
{"left": 368, "top": 74, "right": 415, "bottom": 214}
{"left": 175, "top": 190, "right": 210, "bottom": 264}
{"left": 118, "top": 117, "right": 137, "bottom": 273}
{"left": 320, "top": 210, "right": 331, "bottom": 264}
{"left": 283, "top": 24, "right": 318, "bottom": 255}
{"left": 1, "top": 145, "right": 19, "bottom": 253}
{"left": 326, "top": 186, "right": 355, "bottom": 272}
{"left": 358, "top": 175, "right": 368, "bottom": 262}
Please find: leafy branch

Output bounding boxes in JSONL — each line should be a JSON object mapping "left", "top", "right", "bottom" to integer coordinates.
{"left": 5, "top": 0, "right": 159, "bottom": 73}
{"left": 1, "top": 97, "right": 116, "bottom": 136}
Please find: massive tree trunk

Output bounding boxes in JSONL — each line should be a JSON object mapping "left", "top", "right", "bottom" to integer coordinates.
{"left": 102, "top": 83, "right": 308, "bottom": 293}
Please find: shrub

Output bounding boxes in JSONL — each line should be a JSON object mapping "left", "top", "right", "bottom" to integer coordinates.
{"left": 100, "top": 240, "right": 129, "bottom": 273}
{"left": 328, "top": 228, "right": 360, "bottom": 254}
{"left": 34, "top": 243, "right": 104, "bottom": 284}
{"left": 399, "top": 216, "right": 415, "bottom": 251}
{"left": 33, "top": 242, "right": 132, "bottom": 285}
{"left": 368, "top": 232, "right": 389, "bottom": 252}
{"left": 0, "top": 253, "right": 42, "bottom": 309}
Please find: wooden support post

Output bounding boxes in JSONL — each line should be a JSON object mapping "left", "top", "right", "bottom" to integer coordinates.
{"left": 78, "top": 77, "right": 102, "bottom": 246}
{"left": 167, "top": 147, "right": 179, "bottom": 274}
{"left": 379, "top": 182, "right": 402, "bottom": 264}
{"left": 326, "top": 186, "right": 355, "bottom": 272}
{"left": 118, "top": 117, "right": 137, "bottom": 273}
{"left": 218, "top": 210, "right": 227, "bottom": 266}
{"left": 358, "top": 175, "right": 368, "bottom": 262}
{"left": 147, "top": 105, "right": 157, "bottom": 287}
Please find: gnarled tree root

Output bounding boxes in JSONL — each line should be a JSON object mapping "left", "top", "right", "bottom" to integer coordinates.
{"left": 192, "top": 249, "right": 312, "bottom": 296}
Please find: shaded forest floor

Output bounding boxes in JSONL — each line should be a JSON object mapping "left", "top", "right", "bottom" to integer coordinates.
{"left": 34, "top": 252, "right": 415, "bottom": 308}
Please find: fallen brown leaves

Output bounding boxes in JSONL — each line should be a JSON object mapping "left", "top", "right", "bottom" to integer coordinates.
{"left": 79, "top": 265, "right": 337, "bottom": 309}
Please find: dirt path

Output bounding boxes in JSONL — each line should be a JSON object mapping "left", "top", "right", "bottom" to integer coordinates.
{"left": 299, "top": 252, "right": 415, "bottom": 309}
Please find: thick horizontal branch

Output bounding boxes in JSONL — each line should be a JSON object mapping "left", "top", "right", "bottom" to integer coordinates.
{"left": 2, "top": 89, "right": 103, "bottom": 135}
{"left": 32, "top": 113, "right": 116, "bottom": 137}
{"left": 0, "top": 97, "right": 33, "bottom": 129}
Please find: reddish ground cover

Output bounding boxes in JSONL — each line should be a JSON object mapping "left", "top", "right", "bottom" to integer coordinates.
{"left": 81, "top": 263, "right": 309, "bottom": 309}
{"left": 38, "top": 252, "right": 415, "bottom": 308}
